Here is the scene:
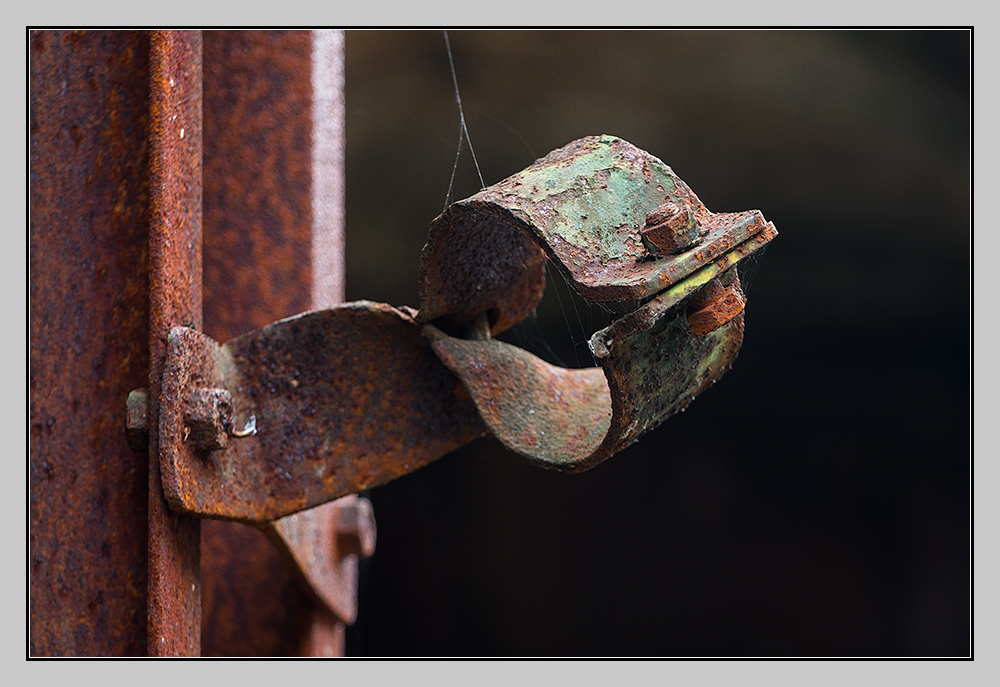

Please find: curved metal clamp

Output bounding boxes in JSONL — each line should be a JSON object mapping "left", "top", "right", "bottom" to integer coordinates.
{"left": 153, "top": 135, "right": 776, "bottom": 524}
{"left": 419, "top": 135, "right": 776, "bottom": 470}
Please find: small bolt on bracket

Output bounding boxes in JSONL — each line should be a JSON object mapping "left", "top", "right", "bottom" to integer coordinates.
{"left": 129, "top": 134, "right": 776, "bottom": 523}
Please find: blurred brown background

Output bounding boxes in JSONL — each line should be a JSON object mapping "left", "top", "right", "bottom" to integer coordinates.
{"left": 340, "top": 30, "right": 969, "bottom": 656}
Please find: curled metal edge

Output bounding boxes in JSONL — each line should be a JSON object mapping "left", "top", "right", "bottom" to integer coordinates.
{"left": 158, "top": 136, "right": 776, "bottom": 519}
{"left": 426, "top": 224, "right": 775, "bottom": 472}
{"left": 418, "top": 134, "right": 770, "bottom": 336}
{"left": 418, "top": 135, "right": 778, "bottom": 471}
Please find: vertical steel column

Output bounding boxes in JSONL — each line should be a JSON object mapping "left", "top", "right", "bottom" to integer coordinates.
{"left": 29, "top": 30, "right": 152, "bottom": 656}
{"left": 310, "top": 29, "right": 346, "bottom": 311}
{"left": 305, "top": 28, "right": 349, "bottom": 655}
{"left": 199, "top": 29, "right": 349, "bottom": 656}
{"left": 31, "top": 29, "right": 350, "bottom": 656}
{"left": 147, "top": 30, "right": 203, "bottom": 656}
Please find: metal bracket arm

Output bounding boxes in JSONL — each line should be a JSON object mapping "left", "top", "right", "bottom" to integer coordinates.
{"left": 144, "top": 135, "right": 776, "bottom": 525}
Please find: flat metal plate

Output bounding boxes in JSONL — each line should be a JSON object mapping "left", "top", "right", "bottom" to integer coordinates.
{"left": 159, "top": 302, "right": 486, "bottom": 522}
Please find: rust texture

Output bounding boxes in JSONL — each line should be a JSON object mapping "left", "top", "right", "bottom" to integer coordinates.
{"left": 422, "top": 136, "right": 777, "bottom": 471}
{"left": 263, "top": 494, "right": 377, "bottom": 624}
{"left": 419, "top": 135, "right": 773, "bottom": 333}
{"left": 30, "top": 30, "right": 151, "bottom": 656}
{"left": 160, "top": 303, "right": 486, "bottom": 522}
{"left": 641, "top": 199, "right": 701, "bottom": 255}
{"left": 183, "top": 387, "right": 234, "bottom": 451}
{"left": 416, "top": 206, "right": 548, "bottom": 338}
{"left": 426, "top": 325, "right": 613, "bottom": 465}
{"left": 147, "top": 29, "right": 203, "bottom": 657}
{"left": 686, "top": 273, "right": 747, "bottom": 336}
{"left": 159, "top": 135, "right": 773, "bottom": 519}
{"left": 202, "top": 30, "right": 314, "bottom": 337}
{"left": 200, "top": 30, "right": 355, "bottom": 655}
{"left": 199, "top": 521, "right": 318, "bottom": 656}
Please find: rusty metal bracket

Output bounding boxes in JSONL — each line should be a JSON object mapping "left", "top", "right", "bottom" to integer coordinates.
{"left": 141, "top": 135, "right": 776, "bottom": 524}
{"left": 418, "top": 135, "right": 776, "bottom": 470}
{"left": 157, "top": 302, "right": 486, "bottom": 522}
{"left": 263, "top": 495, "right": 376, "bottom": 625}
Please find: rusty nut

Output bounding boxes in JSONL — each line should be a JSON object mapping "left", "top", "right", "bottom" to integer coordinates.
{"left": 686, "top": 277, "right": 746, "bottom": 335}
{"left": 640, "top": 199, "right": 701, "bottom": 255}
{"left": 183, "top": 387, "right": 234, "bottom": 452}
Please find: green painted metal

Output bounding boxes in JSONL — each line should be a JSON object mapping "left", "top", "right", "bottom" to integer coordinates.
{"left": 419, "top": 135, "right": 776, "bottom": 470}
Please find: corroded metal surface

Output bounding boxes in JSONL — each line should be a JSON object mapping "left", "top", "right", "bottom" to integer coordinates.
{"left": 202, "top": 30, "right": 315, "bottom": 337}
{"left": 32, "top": 28, "right": 358, "bottom": 657}
{"left": 199, "top": 30, "right": 356, "bottom": 656}
{"left": 417, "top": 204, "right": 548, "bottom": 338}
{"left": 147, "top": 29, "right": 203, "bottom": 657}
{"left": 425, "top": 325, "right": 613, "bottom": 467}
{"left": 263, "top": 495, "right": 376, "bottom": 624}
{"left": 160, "top": 135, "right": 774, "bottom": 517}
{"left": 419, "top": 135, "right": 774, "bottom": 335}
{"left": 421, "top": 136, "right": 776, "bottom": 471}
{"left": 30, "top": 29, "right": 151, "bottom": 657}
{"left": 641, "top": 199, "right": 701, "bottom": 255}
{"left": 427, "top": 266, "right": 747, "bottom": 471}
{"left": 200, "top": 520, "right": 317, "bottom": 656}
{"left": 686, "top": 272, "right": 746, "bottom": 336}
{"left": 160, "top": 302, "right": 486, "bottom": 522}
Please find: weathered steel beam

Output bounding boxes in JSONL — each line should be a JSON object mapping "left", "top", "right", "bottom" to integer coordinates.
{"left": 199, "top": 29, "right": 361, "bottom": 656}
{"left": 147, "top": 29, "right": 203, "bottom": 657}
{"left": 31, "top": 29, "right": 366, "bottom": 657}
{"left": 29, "top": 29, "right": 152, "bottom": 657}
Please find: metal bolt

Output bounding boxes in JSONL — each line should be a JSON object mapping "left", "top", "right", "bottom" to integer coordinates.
{"left": 334, "top": 496, "right": 377, "bottom": 559}
{"left": 183, "top": 387, "right": 234, "bottom": 452}
{"left": 686, "top": 276, "right": 746, "bottom": 335}
{"left": 640, "top": 199, "right": 701, "bottom": 255}
{"left": 125, "top": 388, "right": 150, "bottom": 452}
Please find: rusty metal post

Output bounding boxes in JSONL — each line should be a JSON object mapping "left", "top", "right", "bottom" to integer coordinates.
{"left": 147, "top": 30, "right": 203, "bottom": 656}
{"left": 303, "top": 27, "right": 350, "bottom": 655}
{"left": 29, "top": 30, "right": 152, "bottom": 656}
{"left": 199, "top": 29, "right": 351, "bottom": 656}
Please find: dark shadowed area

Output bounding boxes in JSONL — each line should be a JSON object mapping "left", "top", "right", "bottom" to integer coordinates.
{"left": 341, "top": 29, "right": 969, "bottom": 657}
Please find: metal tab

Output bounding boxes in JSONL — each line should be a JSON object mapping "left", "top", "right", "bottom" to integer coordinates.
{"left": 159, "top": 302, "right": 486, "bottom": 523}
{"left": 262, "top": 495, "right": 376, "bottom": 625}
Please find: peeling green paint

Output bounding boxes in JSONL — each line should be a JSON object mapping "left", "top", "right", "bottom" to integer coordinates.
{"left": 435, "top": 135, "right": 769, "bottom": 306}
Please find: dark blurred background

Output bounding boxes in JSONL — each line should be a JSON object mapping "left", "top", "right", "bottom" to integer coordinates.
{"left": 340, "top": 30, "right": 969, "bottom": 657}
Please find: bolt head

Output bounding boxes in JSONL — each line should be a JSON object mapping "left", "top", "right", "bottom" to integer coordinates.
{"left": 125, "top": 388, "right": 150, "bottom": 452}
{"left": 184, "top": 387, "right": 234, "bottom": 452}
{"left": 641, "top": 200, "right": 701, "bottom": 255}
{"left": 686, "top": 276, "right": 746, "bottom": 335}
